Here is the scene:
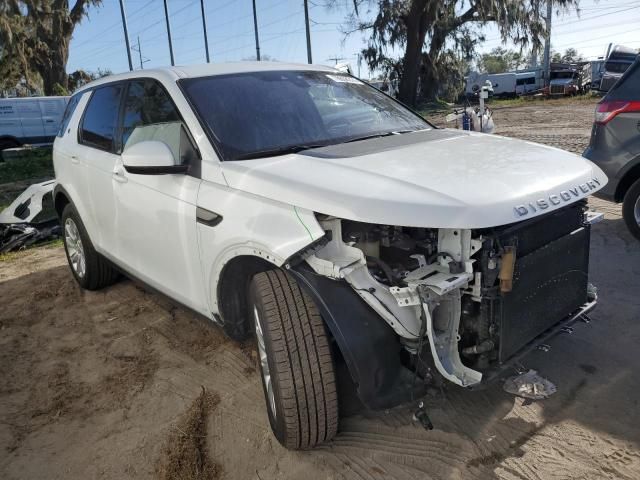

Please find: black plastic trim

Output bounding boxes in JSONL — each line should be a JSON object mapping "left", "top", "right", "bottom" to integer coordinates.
{"left": 196, "top": 207, "right": 223, "bottom": 227}
{"left": 289, "top": 263, "right": 426, "bottom": 410}
{"left": 123, "top": 164, "right": 189, "bottom": 175}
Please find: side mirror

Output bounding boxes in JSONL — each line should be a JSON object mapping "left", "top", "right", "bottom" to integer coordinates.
{"left": 122, "top": 140, "right": 188, "bottom": 175}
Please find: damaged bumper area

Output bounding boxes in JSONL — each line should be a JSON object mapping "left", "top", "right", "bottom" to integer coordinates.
{"left": 296, "top": 200, "right": 597, "bottom": 397}
{"left": 0, "top": 180, "right": 60, "bottom": 253}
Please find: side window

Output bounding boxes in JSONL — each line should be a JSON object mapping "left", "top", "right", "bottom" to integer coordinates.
{"left": 121, "top": 79, "right": 196, "bottom": 165}
{"left": 80, "top": 85, "right": 123, "bottom": 151}
{"left": 57, "top": 93, "right": 82, "bottom": 137}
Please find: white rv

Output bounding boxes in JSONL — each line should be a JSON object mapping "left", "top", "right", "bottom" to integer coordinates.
{"left": 466, "top": 72, "right": 517, "bottom": 98}
{"left": 0, "top": 96, "right": 69, "bottom": 150}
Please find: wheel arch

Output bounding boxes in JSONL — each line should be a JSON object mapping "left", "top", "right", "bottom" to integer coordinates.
{"left": 53, "top": 185, "right": 71, "bottom": 219}
{"left": 615, "top": 159, "right": 640, "bottom": 202}
{"left": 288, "top": 263, "right": 427, "bottom": 410}
{"left": 0, "top": 135, "right": 22, "bottom": 148}
{"left": 215, "top": 253, "right": 277, "bottom": 341}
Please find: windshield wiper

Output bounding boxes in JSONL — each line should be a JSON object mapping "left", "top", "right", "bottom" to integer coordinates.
{"left": 233, "top": 143, "right": 328, "bottom": 160}
{"left": 343, "top": 129, "right": 418, "bottom": 144}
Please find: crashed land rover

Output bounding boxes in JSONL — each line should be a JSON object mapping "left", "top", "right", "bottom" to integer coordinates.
{"left": 52, "top": 63, "right": 607, "bottom": 450}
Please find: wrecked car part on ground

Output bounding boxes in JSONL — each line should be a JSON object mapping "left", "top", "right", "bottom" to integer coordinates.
{"left": 292, "top": 199, "right": 599, "bottom": 400}
{"left": 0, "top": 180, "right": 60, "bottom": 253}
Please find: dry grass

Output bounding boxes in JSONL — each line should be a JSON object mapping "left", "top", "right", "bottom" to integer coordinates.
{"left": 157, "top": 387, "right": 221, "bottom": 480}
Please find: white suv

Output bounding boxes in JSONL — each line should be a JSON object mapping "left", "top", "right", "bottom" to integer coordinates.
{"left": 54, "top": 62, "right": 607, "bottom": 449}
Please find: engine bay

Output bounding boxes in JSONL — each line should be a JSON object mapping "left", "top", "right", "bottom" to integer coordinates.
{"left": 304, "top": 201, "right": 594, "bottom": 388}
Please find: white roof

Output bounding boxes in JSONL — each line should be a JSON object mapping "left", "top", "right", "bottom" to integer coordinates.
{"left": 76, "top": 61, "right": 337, "bottom": 93}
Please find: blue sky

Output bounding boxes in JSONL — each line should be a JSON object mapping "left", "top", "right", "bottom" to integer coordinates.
{"left": 67, "top": 0, "right": 640, "bottom": 79}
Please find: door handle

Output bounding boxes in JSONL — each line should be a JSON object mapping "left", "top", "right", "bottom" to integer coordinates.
{"left": 112, "top": 166, "right": 128, "bottom": 183}
{"left": 70, "top": 155, "right": 79, "bottom": 165}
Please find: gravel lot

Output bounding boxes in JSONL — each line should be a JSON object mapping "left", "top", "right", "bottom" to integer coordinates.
{"left": 2, "top": 97, "right": 639, "bottom": 480}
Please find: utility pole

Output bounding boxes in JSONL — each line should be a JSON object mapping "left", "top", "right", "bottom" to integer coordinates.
{"left": 132, "top": 36, "right": 149, "bottom": 69}
{"left": 163, "top": 0, "right": 175, "bottom": 66}
{"left": 303, "top": 0, "right": 312, "bottom": 64}
{"left": 252, "top": 0, "right": 261, "bottom": 60}
{"left": 357, "top": 53, "right": 361, "bottom": 78}
{"left": 542, "top": 0, "right": 552, "bottom": 85}
{"left": 118, "top": 0, "right": 133, "bottom": 71}
{"left": 200, "top": 0, "right": 211, "bottom": 62}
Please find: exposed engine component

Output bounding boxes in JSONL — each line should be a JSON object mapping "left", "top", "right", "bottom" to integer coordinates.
{"left": 306, "top": 200, "right": 593, "bottom": 388}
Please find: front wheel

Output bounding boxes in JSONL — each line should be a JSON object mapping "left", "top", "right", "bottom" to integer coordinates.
{"left": 249, "top": 270, "right": 338, "bottom": 449}
{"left": 622, "top": 178, "right": 640, "bottom": 241}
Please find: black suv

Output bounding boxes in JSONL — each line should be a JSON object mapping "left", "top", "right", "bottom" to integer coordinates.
{"left": 584, "top": 55, "right": 640, "bottom": 239}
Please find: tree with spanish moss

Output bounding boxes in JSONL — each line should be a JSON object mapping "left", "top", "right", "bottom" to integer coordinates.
{"left": 0, "top": 1, "right": 102, "bottom": 95}
{"left": 341, "top": 0, "right": 579, "bottom": 106}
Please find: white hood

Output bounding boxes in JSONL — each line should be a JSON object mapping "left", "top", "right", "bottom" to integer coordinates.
{"left": 221, "top": 129, "right": 607, "bottom": 228}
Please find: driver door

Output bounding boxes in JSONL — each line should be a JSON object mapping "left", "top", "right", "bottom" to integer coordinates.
{"left": 112, "top": 78, "right": 208, "bottom": 314}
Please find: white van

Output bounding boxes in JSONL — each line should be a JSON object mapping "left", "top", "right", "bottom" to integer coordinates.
{"left": 0, "top": 96, "right": 69, "bottom": 150}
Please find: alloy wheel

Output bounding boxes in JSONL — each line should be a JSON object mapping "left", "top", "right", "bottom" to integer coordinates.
{"left": 254, "top": 306, "right": 276, "bottom": 419}
{"left": 64, "top": 218, "right": 86, "bottom": 278}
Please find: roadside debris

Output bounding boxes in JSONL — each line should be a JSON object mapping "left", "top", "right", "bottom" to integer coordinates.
{"left": 0, "top": 180, "right": 60, "bottom": 253}
{"left": 503, "top": 369, "right": 557, "bottom": 400}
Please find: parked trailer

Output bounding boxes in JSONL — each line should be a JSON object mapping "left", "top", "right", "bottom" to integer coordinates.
{"left": 600, "top": 45, "right": 637, "bottom": 92}
{"left": 0, "top": 96, "right": 69, "bottom": 150}
{"left": 515, "top": 70, "right": 543, "bottom": 95}
{"left": 465, "top": 72, "right": 517, "bottom": 98}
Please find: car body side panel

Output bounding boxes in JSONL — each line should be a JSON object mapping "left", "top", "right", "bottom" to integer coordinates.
{"left": 196, "top": 180, "right": 325, "bottom": 315}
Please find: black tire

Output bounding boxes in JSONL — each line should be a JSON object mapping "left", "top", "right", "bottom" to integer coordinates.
{"left": 61, "top": 204, "right": 119, "bottom": 290}
{"left": 622, "top": 178, "right": 640, "bottom": 241}
{"left": 249, "top": 270, "right": 338, "bottom": 449}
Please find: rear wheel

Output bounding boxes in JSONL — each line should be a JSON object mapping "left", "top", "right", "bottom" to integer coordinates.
{"left": 622, "top": 178, "right": 640, "bottom": 241}
{"left": 249, "top": 270, "right": 338, "bottom": 449}
{"left": 61, "top": 204, "right": 119, "bottom": 290}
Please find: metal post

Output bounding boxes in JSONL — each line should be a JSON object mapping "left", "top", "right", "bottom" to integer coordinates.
{"left": 137, "top": 36, "right": 144, "bottom": 69}
{"left": 163, "top": 0, "right": 175, "bottom": 66}
{"left": 303, "top": 0, "right": 312, "bottom": 64}
{"left": 252, "top": 0, "right": 261, "bottom": 61}
{"left": 118, "top": 0, "right": 134, "bottom": 71}
{"left": 542, "top": 0, "right": 552, "bottom": 86}
{"left": 200, "top": 0, "right": 210, "bottom": 62}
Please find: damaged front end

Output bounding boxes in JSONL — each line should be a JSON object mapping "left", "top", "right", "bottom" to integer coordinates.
{"left": 290, "top": 201, "right": 598, "bottom": 405}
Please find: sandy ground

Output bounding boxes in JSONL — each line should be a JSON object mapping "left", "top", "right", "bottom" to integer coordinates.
{"left": 2, "top": 98, "right": 640, "bottom": 480}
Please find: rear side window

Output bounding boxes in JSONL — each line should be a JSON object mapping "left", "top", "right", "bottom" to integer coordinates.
{"left": 57, "top": 94, "right": 81, "bottom": 137}
{"left": 80, "top": 85, "right": 123, "bottom": 151}
{"left": 121, "top": 79, "right": 197, "bottom": 164}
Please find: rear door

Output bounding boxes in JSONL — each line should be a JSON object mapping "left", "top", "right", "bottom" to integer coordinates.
{"left": 111, "top": 78, "right": 207, "bottom": 313}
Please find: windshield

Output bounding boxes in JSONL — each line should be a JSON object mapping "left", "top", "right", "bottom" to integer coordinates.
{"left": 180, "top": 70, "right": 430, "bottom": 160}
{"left": 604, "top": 61, "right": 632, "bottom": 74}
{"left": 551, "top": 71, "right": 576, "bottom": 80}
